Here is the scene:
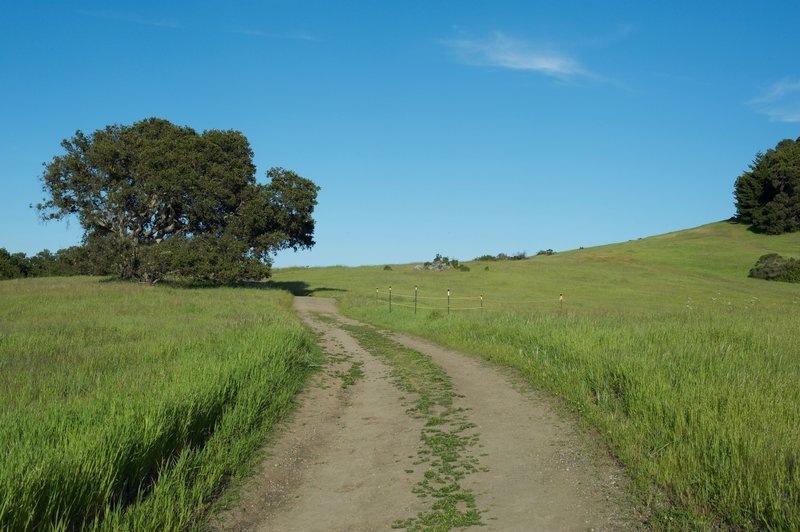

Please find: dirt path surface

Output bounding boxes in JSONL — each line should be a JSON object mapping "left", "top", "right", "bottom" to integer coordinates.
{"left": 212, "top": 297, "right": 643, "bottom": 531}
{"left": 388, "top": 332, "right": 639, "bottom": 530}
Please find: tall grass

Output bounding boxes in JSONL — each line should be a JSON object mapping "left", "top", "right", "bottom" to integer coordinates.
{"left": 272, "top": 221, "right": 800, "bottom": 529}
{"left": 0, "top": 277, "right": 319, "bottom": 530}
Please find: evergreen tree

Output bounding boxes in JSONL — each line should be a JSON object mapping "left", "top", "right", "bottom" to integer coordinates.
{"left": 734, "top": 137, "right": 800, "bottom": 234}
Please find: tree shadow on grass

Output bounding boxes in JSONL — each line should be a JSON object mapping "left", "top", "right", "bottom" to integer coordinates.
{"left": 726, "top": 216, "right": 776, "bottom": 235}
{"left": 264, "top": 280, "right": 347, "bottom": 296}
{"left": 96, "top": 278, "right": 347, "bottom": 295}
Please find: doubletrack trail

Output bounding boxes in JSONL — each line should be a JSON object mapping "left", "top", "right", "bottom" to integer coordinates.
{"left": 213, "top": 297, "right": 642, "bottom": 531}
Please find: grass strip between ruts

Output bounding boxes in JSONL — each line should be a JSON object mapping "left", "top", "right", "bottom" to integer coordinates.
{"left": 342, "top": 323, "right": 485, "bottom": 531}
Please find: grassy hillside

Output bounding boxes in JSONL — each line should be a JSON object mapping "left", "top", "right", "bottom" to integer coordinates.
{"left": 275, "top": 221, "right": 800, "bottom": 315}
{"left": 0, "top": 278, "right": 319, "bottom": 530}
{"left": 272, "top": 221, "right": 800, "bottom": 529}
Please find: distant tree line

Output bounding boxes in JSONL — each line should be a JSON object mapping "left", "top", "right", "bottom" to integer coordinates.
{"left": 0, "top": 246, "right": 105, "bottom": 280}
{"left": 34, "top": 117, "right": 319, "bottom": 284}
{"left": 474, "top": 249, "right": 556, "bottom": 261}
{"left": 474, "top": 251, "right": 527, "bottom": 261}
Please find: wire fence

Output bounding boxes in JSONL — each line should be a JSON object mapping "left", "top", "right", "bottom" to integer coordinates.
{"left": 373, "top": 286, "right": 565, "bottom": 315}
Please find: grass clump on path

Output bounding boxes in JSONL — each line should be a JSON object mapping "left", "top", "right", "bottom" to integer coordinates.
{"left": 342, "top": 324, "right": 484, "bottom": 531}
{"left": 0, "top": 277, "right": 319, "bottom": 531}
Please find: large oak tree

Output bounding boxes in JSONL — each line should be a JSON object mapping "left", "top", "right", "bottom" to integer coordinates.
{"left": 37, "top": 118, "right": 319, "bottom": 283}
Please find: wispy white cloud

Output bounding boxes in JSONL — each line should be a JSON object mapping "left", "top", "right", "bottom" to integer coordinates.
{"left": 750, "top": 80, "right": 800, "bottom": 122}
{"left": 751, "top": 80, "right": 800, "bottom": 103}
{"left": 443, "top": 32, "right": 590, "bottom": 80}
{"left": 762, "top": 108, "right": 800, "bottom": 123}
{"left": 78, "top": 10, "right": 181, "bottom": 29}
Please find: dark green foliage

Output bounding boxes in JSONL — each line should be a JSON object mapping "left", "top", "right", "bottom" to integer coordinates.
{"left": 422, "top": 254, "right": 452, "bottom": 270}
{"left": 734, "top": 138, "right": 800, "bottom": 234}
{"left": 0, "top": 249, "right": 30, "bottom": 279}
{"left": 37, "top": 118, "right": 319, "bottom": 283}
{"left": 536, "top": 249, "right": 556, "bottom": 256}
{"left": 473, "top": 251, "right": 527, "bottom": 261}
{"left": 0, "top": 247, "right": 98, "bottom": 279}
{"left": 749, "top": 253, "right": 800, "bottom": 282}
{"left": 26, "top": 250, "right": 68, "bottom": 277}
{"left": 383, "top": 265, "right": 393, "bottom": 270}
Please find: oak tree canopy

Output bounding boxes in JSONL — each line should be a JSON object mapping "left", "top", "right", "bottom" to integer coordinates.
{"left": 37, "top": 118, "right": 319, "bottom": 283}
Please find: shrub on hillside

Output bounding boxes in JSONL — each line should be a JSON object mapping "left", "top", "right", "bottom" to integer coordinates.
{"left": 749, "top": 253, "right": 800, "bottom": 282}
{"left": 473, "top": 251, "right": 527, "bottom": 261}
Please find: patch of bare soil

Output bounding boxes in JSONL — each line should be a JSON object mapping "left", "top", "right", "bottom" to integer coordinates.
{"left": 211, "top": 297, "right": 644, "bottom": 531}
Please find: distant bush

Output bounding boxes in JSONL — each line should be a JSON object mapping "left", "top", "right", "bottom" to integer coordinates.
{"left": 749, "top": 253, "right": 800, "bottom": 282}
{"left": 473, "top": 251, "right": 527, "bottom": 261}
{"left": 383, "top": 265, "right": 392, "bottom": 271}
{"left": 536, "top": 249, "right": 556, "bottom": 256}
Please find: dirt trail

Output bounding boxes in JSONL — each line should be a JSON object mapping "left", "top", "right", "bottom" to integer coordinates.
{"left": 388, "top": 332, "right": 638, "bottom": 530}
{"left": 212, "top": 297, "right": 642, "bottom": 531}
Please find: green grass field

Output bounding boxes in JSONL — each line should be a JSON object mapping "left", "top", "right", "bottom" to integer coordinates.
{"left": 0, "top": 278, "right": 319, "bottom": 530}
{"left": 272, "top": 221, "right": 800, "bottom": 529}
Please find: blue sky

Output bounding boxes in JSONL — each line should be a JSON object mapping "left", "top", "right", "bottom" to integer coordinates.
{"left": 1, "top": 1, "right": 798, "bottom": 267}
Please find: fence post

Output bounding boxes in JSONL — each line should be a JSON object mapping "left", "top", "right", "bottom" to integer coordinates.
{"left": 480, "top": 294, "right": 483, "bottom": 314}
{"left": 389, "top": 285, "right": 392, "bottom": 313}
{"left": 560, "top": 293, "right": 563, "bottom": 312}
{"left": 376, "top": 287, "right": 378, "bottom": 302}
{"left": 414, "top": 285, "right": 418, "bottom": 315}
{"left": 447, "top": 288, "right": 450, "bottom": 315}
